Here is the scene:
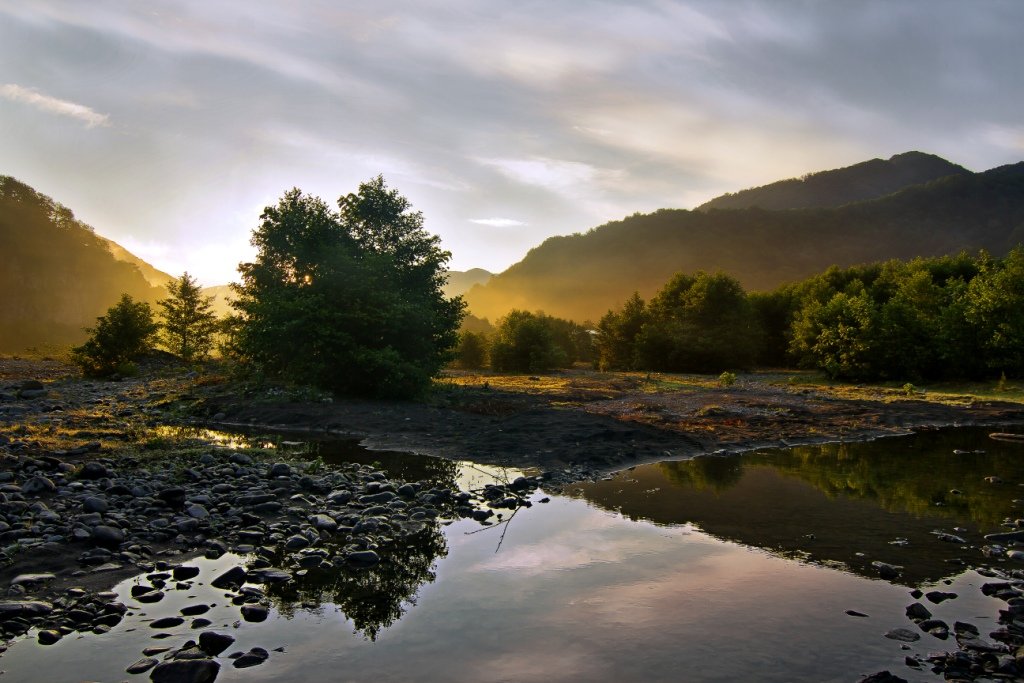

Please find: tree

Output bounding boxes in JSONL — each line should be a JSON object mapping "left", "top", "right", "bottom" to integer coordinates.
{"left": 596, "top": 293, "right": 650, "bottom": 371}
{"left": 158, "top": 272, "right": 218, "bottom": 362}
{"left": 72, "top": 294, "right": 158, "bottom": 376}
{"left": 230, "top": 178, "right": 464, "bottom": 398}
{"left": 454, "top": 331, "right": 488, "bottom": 370}
{"left": 489, "top": 310, "right": 568, "bottom": 373}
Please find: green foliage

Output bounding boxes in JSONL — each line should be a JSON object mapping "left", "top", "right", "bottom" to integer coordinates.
{"left": 596, "top": 292, "right": 649, "bottom": 370}
{"left": 718, "top": 371, "right": 737, "bottom": 387}
{"left": 0, "top": 176, "right": 164, "bottom": 352}
{"left": 72, "top": 294, "right": 159, "bottom": 376}
{"left": 158, "top": 272, "right": 218, "bottom": 362}
{"left": 454, "top": 331, "right": 488, "bottom": 370}
{"left": 229, "top": 177, "right": 464, "bottom": 398}
{"left": 489, "top": 310, "right": 569, "bottom": 373}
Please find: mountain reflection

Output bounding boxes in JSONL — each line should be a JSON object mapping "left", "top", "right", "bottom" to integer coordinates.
{"left": 574, "top": 427, "right": 1024, "bottom": 585}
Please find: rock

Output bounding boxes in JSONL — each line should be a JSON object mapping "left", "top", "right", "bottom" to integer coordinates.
{"left": 249, "top": 569, "right": 291, "bottom": 584}
{"left": 240, "top": 604, "right": 268, "bottom": 622}
{"left": 21, "top": 476, "right": 56, "bottom": 494}
{"left": 10, "top": 573, "right": 56, "bottom": 587}
{"left": 284, "top": 534, "right": 309, "bottom": 550}
{"left": 79, "top": 462, "right": 109, "bottom": 480}
{"left": 210, "top": 566, "right": 247, "bottom": 589}
{"left": 845, "top": 610, "right": 869, "bottom": 617}
{"left": 157, "top": 487, "right": 187, "bottom": 509}
{"left": 83, "top": 496, "right": 109, "bottom": 513}
{"left": 186, "top": 505, "right": 209, "bottom": 520}
{"left": 871, "top": 561, "right": 900, "bottom": 580}
{"left": 860, "top": 672, "right": 908, "bottom": 683}
{"left": 232, "top": 647, "right": 269, "bottom": 668}
{"left": 359, "top": 491, "right": 397, "bottom": 504}
{"left": 150, "top": 616, "right": 185, "bottom": 629}
{"left": 149, "top": 658, "right": 220, "bottom": 683}
{"left": 92, "top": 525, "right": 125, "bottom": 548}
{"left": 310, "top": 514, "right": 337, "bottom": 532}
{"left": 347, "top": 550, "right": 380, "bottom": 566}
{"left": 127, "top": 658, "right": 159, "bottom": 674}
{"left": 884, "top": 628, "right": 921, "bottom": 642}
{"left": 198, "top": 631, "right": 235, "bottom": 656}
{"left": 918, "top": 618, "right": 949, "bottom": 639}
{"left": 136, "top": 590, "right": 166, "bottom": 604}
{"left": 268, "top": 463, "right": 292, "bottom": 478}
{"left": 925, "top": 591, "right": 957, "bottom": 604}
{"left": 181, "top": 604, "right": 210, "bottom": 617}
{"left": 191, "top": 618, "right": 213, "bottom": 629}
{"left": 0, "top": 600, "right": 53, "bottom": 621}
{"left": 172, "top": 566, "right": 201, "bottom": 580}
{"left": 37, "top": 629, "right": 62, "bottom": 644}
{"left": 905, "top": 602, "right": 931, "bottom": 622}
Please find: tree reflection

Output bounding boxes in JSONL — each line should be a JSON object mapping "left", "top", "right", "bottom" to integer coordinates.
{"left": 263, "top": 523, "right": 448, "bottom": 640}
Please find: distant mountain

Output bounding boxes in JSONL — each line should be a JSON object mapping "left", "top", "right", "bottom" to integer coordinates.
{"left": 98, "top": 235, "right": 175, "bottom": 288}
{"left": 201, "top": 284, "right": 235, "bottom": 319}
{"left": 464, "top": 157, "right": 1024, "bottom": 322}
{"left": 697, "top": 151, "right": 970, "bottom": 211}
{"left": 443, "top": 268, "right": 493, "bottom": 299}
{"left": 0, "top": 176, "right": 167, "bottom": 352}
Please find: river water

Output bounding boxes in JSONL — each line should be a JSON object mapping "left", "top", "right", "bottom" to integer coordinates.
{"left": 3, "top": 427, "right": 1024, "bottom": 682}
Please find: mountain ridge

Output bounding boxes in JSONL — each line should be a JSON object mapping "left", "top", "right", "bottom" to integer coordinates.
{"left": 464, "top": 155, "right": 1024, "bottom": 321}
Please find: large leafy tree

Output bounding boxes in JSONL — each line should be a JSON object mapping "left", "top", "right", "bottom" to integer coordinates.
{"left": 158, "top": 272, "right": 218, "bottom": 362}
{"left": 230, "top": 177, "right": 464, "bottom": 398}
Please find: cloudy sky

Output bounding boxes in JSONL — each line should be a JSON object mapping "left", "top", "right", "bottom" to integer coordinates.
{"left": 2, "top": 1, "right": 1022, "bottom": 284}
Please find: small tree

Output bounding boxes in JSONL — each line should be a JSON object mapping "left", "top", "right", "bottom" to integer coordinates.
{"left": 72, "top": 294, "right": 158, "bottom": 376}
{"left": 158, "top": 272, "right": 218, "bottom": 362}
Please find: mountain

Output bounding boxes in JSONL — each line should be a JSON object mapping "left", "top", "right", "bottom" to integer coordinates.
{"left": 443, "top": 268, "right": 493, "bottom": 299}
{"left": 463, "top": 157, "right": 1024, "bottom": 322}
{"left": 696, "top": 151, "right": 970, "bottom": 211}
{"left": 98, "top": 235, "right": 175, "bottom": 288}
{"left": 0, "top": 176, "right": 167, "bottom": 352}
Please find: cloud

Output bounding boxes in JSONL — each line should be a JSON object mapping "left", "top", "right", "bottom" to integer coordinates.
{"left": 0, "top": 83, "right": 110, "bottom": 128}
{"left": 468, "top": 218, "right": 527, "bottom": 227}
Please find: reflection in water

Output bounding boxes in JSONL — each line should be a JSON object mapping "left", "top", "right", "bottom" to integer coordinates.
{"left": 575, "top": 427, "right": 1024, "bottom": 584}
{"left": 265, "top": 525, "right": 448, "bottom": 640}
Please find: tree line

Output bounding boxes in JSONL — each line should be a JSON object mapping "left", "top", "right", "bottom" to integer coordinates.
{"left": 594, "top": 248, "right": 1024, "bottom": 381}
{"left": 71, "top": 173, "right": 1024, "bottom": 393}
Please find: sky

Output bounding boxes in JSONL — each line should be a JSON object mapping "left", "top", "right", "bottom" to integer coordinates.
{"left": 2, "top": 1, "right": 1023, "bottom": 285}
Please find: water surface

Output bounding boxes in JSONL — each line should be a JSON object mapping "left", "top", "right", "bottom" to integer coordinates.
{"left": 4, "top": 427, "right": 1023, "bottom": 682}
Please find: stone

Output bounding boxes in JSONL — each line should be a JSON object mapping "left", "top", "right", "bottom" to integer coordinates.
{"left": 93, "top": 525, "right": 125, "bottom": 548}
{"left": 79, "top": 462, "right": 109, "bottom": 480}
{"left": 10, "top": 573, "right": 56, "bottom": 587}
{"left": 240, "top": 604, "right": 268, "bottom": 622}
{"left": 310, "top": 514, "right": 337, "bottom": 532}
{"left": 268, "top": 463, "right": 292, "bottom": 478}
{"left": 347, "top": 550, "right": 380, "bottom": 566}
{"left": 884, "top": 628, "right": 921, "bottom": 642}
{"left": 186, "top": 505, "right": 210, "bottom": 520}
{"left": 150, "top": 616, "right": 185, "bottom": 629}
{"left": 198, "top": 631, "right": 235, "bottom": 656}
{"left": 126, "top": 658, "right": 158, "bottom": 674}
{"left": 925, "top": 591, "right": 957, "bottom": 604}
{"left": 860, "top": 672, "right": 908, "bottom": 683}
{"left": 21, "top": 476, "right": 56, "bottom": 494}
{"left": 0, "top": 600, "right": 53, "bottom": 621}
{"left": 284, "top": 534, "right": 309, "bottom": 550}
{"left": 905, "top": 602, "right": 931, "bottom": 622}
{"left": 83, "top": 496, "right": 109, "bottom": 513}
{"left": 149, "top": 659, "right": 220, "bottom": 683}
{"left": 181, "top": 604, "right": 210, "bottom": 617}
{"left": 210, "top": 566, "right": 247, "bottom": 589}
{"left": 172, "top": 565, "right": 201, "bottom": 581}
{"left": 232, "top": 647, "right": 269, "bottom": 668}
{"left": 37, "top": 629, "right": 62, "bottom": 644}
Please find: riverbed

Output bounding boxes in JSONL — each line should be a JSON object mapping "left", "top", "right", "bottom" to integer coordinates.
{"left": 3, "top": 427, "right": 1023, "bottom": 681}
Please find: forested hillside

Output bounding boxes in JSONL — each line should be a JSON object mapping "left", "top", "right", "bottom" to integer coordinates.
{"left": 696, "top": 151, "right": 969, "bottom": 211}
{"left": 464, "top": 159, "right": 1024, "bottom": 321}
{"left": 0, "top": 176, "right": 165, "bottom": 351}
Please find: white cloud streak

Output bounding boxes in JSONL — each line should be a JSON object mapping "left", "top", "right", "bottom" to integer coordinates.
{"left": 0, "top": 84, "right": 110, "bottom": 128}
{"left": 469, "top": 218, "right": 527, "bottom": 227}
